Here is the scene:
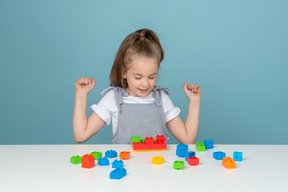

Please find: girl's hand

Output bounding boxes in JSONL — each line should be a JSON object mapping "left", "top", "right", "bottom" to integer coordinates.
{"left": 183, "top": 81, "right": 201, "bottom": 103}
{"left": 75, "top": 77, "right": 96, "bottom": 94}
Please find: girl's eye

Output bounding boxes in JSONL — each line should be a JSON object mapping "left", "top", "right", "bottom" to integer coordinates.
{"left": 135, "top": 77, "right": 141, "bottom": 80}
{"left": 149, "top": 76, "right": 155, "bottom": 79}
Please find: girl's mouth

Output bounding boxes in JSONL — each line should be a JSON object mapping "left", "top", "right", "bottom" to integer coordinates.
{"left": 139, "top": 88, "right": 148, "bottom": 93}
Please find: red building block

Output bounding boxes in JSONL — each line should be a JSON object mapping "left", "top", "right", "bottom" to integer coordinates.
{"left": 82, "top": 154, "right": 95, "bottom": 168}
{"left": 222, "top": 157, "right": 236, "bottom": 169}
{"left": 187, "top": 157, "right": 199, "bottom": 166}
{"left": 132, "top": 135, "right": 167, "bottom": 151}
{"left": 120, "top": 151, "right": 130, "bottom": 160}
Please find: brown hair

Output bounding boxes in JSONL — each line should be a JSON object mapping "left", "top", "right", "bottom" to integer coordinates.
{"left": 110, "top": 29, "right": 164, "bottom": 88}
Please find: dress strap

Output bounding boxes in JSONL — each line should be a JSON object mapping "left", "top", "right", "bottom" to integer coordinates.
{"left": 100, "top": 86, "right": 128, "bottom": 113}
{"left": 152, "top": 86, "right": 171, "bottom": 107}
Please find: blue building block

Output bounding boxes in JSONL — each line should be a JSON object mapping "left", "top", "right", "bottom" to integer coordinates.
{"left": 213, "top": 151, "right": 226, "bottom": 160}
{"left": 176, "top": 150, "right": 187, "bottom": 157}
{"left": 112, "top": 159, "right": 124, "bottom": 169}
{"left": 110, "top": 168, "right": 127, "bottom": 179}
{"left": 204, "top": 139, "right": 214, "bottom": 149}
{"left": 177, "top": 144, "right": 188, "bottom": 151}
{"left": 98, "top": 157, "right": 109, "bottom": 166}
{"left": 105, "top": 150, "right": 117, "bottom": 158}
{"left": 185, "top": 151, "right": 196, "bottom": 161}
{"left": 233, "top": 151, "right": 243, "bottom": 161}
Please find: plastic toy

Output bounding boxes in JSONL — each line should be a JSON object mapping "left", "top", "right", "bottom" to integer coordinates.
{"left": 131, "top": 135, "right": 167, "bottom": 151}
{"left": 152, "top": 156, "right": 164, "bottom": 165}
{"left": 105, "top": 150, "right": 117, "bottom": 158}
{"left": 82, "top": 154, "right": 95, "bottom": 168}
{"left": 176, "top": 144, "right": 188, "bottom": 157}
{"left": 110, "top": 168, "right": 127, "bottom": 179}
{"left": 173, "top": 161, "right": 184, "bottom": 170}
{"left": 222, "top": 157, "right": 236, "bottom": 169}
{"left": 120, "top": 151, "right": 131, "bottom": 160}
{"left": 112, "top": 159, "right": 124, "bottom": 169}
{"left": 204, "top": 139, "right": 214, "bottom": 149}
{"left": 233, "top": 151, "right": 243, "bottom": 161}
{"left": 196, "top": 142, "right": 206, "bottom": 151}
{"left": 185, "top": 151, "right": 195, "bottom": 161}
{"left": 70, "top": 155, "right": 82, "bottom": 164}
{"left": 98, "top": 157, "right": 109, "bottom": 166}
{"left": 213, "top": 151, "right": 226, "bottom": 160}
{"left": 187, "top": 157, "right": 199, "bottom": 166}
{"left": 90, "top": 151, "right": 102, "bottom": 160}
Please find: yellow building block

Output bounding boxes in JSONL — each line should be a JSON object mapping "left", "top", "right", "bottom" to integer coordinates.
{"left": 152, "top": 156, "right": 164, "bottom": 165}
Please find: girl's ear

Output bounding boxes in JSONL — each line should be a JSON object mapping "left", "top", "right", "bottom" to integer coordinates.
{"left": 122, "top": 67, "right": 127, "bottom": 79}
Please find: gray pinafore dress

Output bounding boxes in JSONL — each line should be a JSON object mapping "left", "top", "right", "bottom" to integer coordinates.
{"left": 100, "top": 86, "right": 171, "bottom": 144}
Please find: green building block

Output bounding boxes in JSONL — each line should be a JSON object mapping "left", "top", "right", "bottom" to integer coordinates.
{"left": 196, "top": 142, "right": 206, "bottom": 151}
{"left": 90, "top": 152, "right": 102, "bottom": 160}
{"left": 131, "top": 136, "right": 142, "bottom": 143}
{"left": 70, "top": 155, "right": 82, "bottom": 164}
{"left": 173, "top": 161, "right": 184, "bottom": 170}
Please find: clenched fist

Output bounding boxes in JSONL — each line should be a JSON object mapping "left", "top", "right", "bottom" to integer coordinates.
{"left": 183, "top": 81, "right": 201, "bottom": 103}
{"left": 75, "top": 77, "right": 96, "bottom": 94}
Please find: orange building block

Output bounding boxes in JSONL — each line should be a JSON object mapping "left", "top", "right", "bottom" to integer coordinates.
{"left": 120, "top": 151, "right": 130, "bottom": 160}
{"left": 222, "top": 157, "right": 236, "bottom": 169}
{"left": 82, "top": 154, "right": 95, "bottom": 168}
{"left": 152, "top": 156, "right": 164, "bottom": 165}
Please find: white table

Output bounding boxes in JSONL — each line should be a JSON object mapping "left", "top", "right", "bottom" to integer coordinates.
{"left": 0, "top": 145, "right": 287, "bottom": 192}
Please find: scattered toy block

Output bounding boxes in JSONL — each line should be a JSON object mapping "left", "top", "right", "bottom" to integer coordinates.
{"left": 177, "top": 144, "right": 188, "bottom": 151}
{"left": 233, "top": 151, "right": 243, "bottom": 161}
{"left": 98, "top": 157, "right": 109, "bottom": 166}
{"left": 112, "top": 159, "right": 124, "bottom": 169}
{"left": 110, "top": 168, "right": 127, "bottom": 179}
{"left": 204, "top": 139, "right": 214, "bottom": 149}
{"left": 222, "top": 157, "right": 236, "bottom": 169}
{"left": 131, "top": 135, "right": 167, "bottom": 151}
{"left": 213, "top": 151, "right": 226, "bottom": 160}
{"left": 70, "top": 155, "right": 82, "bottom": 164}
{"left": 82, "top": 154, "right": 95, "bottom": 168}
{"left": 173, "top": 161, "right": 184, "bottom": 170}
{"left": 90, "top": 151, "right": 102, "bottom": 160}
{"left": 120, "top": 151, "right": 130, "bottom": 160}
{"left": 185, "top": 151, "right": 196, "bottom": 161}
{"left": 152, "top": 156, "right": 164, "bottom": 165}
{"left": 187, "top": 157, "right": 199, "bottom": 166}
{"left": 196, "top": 142, "right": 206, "bottom": 151}
{"left": 105, "top": 150, "right": 117, "bottom": 158}
{"left": 176, "top": 144, "right": 188, "bottom": 157}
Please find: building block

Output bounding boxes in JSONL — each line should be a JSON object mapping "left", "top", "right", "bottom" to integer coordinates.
{"left": 131, "top": 136, "right": 142, "bottom": 143}
{"left": 222, "top": 157, "right": 236, "bottom": 169}
{"left": 177, "top": 144, "right": 188, "bottom": 151}
{"left": 176, "top": 144, "right": 188, "bottom": 157}
{"left": 204, "top": 139, "right": 214, "bottom": 149}
{"left": 112, "top": 159, "right": 124, "bottom": 169}
{"left": 131, "top": 135, "right": 167, "bottom": 151}
{"left": 81, "top": 154, "right": 95, "bottom": 168}
{"left": 98, "top": 157, "right": 109, "bottom": 166}
{"left": 196, "top": 142, "right": 206, "bottom": 151}
{"left": 233, "top": 151, "right": 243, "bottom": 161}
{"left": 70, "top": 155, "right": 82, "bottom": 164}
{"left": 173, "top": 161, "right": 184, "bottom": 170}
{"left": 120, "top": 151, "right": 130, "bottom": 160}
{"left": 213, "top": 151, "right": 226, "bottom": 160}
{"left": 185, "top": 151, "right": 196, "bottom": 161}
{"left": 110, "top": 168, "right": 127, "bottom": 179}
{"left": 105, "top": 150, "right": 117, "bottom": 158}
{"left": 90, "top": 151, "right": 102, "bottom": 160}
{"left": 152, "top": 156, "right": 164, "bottom": 165}
{"left": 187, "top": 157, "right": 199, "bottom": 166}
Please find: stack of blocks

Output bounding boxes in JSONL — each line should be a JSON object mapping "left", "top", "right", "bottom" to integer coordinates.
{"left": 131, "top": 135, "right": 167, "bottom": 151}
{"left": 174, "top": 144, "right": 199, "bottom": 169}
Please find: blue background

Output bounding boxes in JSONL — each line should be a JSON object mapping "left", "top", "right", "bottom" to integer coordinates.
{"left": 1, "top": 0, "right": 287, "bottom": 144}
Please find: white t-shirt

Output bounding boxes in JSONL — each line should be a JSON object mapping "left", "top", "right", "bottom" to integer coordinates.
{"left": 90, "top": 90, "right": 180, "bottom": 135}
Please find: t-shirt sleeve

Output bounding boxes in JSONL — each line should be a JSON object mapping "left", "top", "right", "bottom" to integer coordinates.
{"left": 89, "top": 90, "right": 116, "bottom": 125}
{"left": 162, "top": 91, "right": 181, "bottom": 123}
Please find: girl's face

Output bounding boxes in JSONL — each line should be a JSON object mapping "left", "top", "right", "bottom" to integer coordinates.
{"left": 123, "top": 55, "right": 158, "bottom": 97}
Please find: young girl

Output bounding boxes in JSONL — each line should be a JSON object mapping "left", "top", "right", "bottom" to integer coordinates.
{"left": 73, "top": 29, "right": 201, "bottom": 144}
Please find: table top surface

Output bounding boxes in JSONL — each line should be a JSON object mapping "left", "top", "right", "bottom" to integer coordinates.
{"left": 0, "top": 144, "right": 287, "bottom": 192}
